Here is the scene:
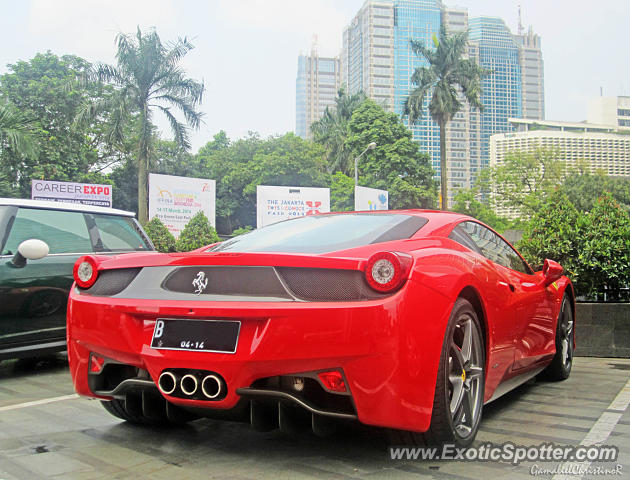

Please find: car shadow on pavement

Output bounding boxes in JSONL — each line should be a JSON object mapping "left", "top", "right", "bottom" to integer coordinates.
{"left": 0, "top": 353, "right": 69, "bottom": 379}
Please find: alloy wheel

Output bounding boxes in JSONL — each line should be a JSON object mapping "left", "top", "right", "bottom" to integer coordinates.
{"left": 559, "top": 300, "right": 574, "bottom": 369}
{"left": 448, "top": 314, "right": 484, "bottom": 438}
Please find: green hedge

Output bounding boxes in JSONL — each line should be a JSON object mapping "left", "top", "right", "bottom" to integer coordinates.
{"left": 144, "top": 216, "right": 176, "bottom": 252}
{"left": 175, "top": 211, "right": 220, "bottom": 252}
{"left": 519, "top": 193, "right": 630, "bottom": 301}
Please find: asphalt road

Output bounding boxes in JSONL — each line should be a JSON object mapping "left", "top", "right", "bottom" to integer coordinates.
{"left": 0, "top": 356, "right": 628, "bottom": 480}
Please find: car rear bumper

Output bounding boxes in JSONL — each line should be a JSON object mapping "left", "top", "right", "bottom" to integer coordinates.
{"left": 67, "top": 280, "right": 451, "bottom": 432}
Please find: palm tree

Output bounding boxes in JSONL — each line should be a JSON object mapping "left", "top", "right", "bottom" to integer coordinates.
{"left": 0, "top": 102, "right": 37, "bottom": 158}
{"left": 80, "top": 27, "right": 204, "bottom": 223}
{"left": 311, "top": 87, "right": 366, "bottom": 174}
{"left": 404, "top": 26, "right": 487, "bottom": 210}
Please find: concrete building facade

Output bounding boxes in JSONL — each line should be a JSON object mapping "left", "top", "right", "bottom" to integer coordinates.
{"left": 490, "top": 118, "right": 630, "bottom": 217}
{"left": 295, "top": 52, "right": 341, "bottom": 139}
{"left": 587, "top": 96, "right": 630, "bottom": 128}
{"left": 337, "top": 0, "right": 544, "bottom": 204}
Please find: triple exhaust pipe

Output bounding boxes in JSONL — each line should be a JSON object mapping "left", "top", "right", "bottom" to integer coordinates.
{"left": 158, "top": 370, "right": 224, "bottom": 400}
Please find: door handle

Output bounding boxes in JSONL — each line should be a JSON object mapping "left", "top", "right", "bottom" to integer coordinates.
{"left": 498, "top": 281, "right": 515, "bottom": 292}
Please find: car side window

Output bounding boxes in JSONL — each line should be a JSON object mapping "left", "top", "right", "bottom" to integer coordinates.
{"left": 459, "top": 221, "right": 531, "bottom": 274}
{"left": 3, "top": 207, "right": 92, "bottom": 255}
{"left": 448, "top": 225, "right": 483, "bottom": 255}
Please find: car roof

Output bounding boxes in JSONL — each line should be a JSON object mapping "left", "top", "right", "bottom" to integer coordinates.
{"left": 0, "top": 198, "right": 136, "bottom": 217}
{"left": 324, "top": 209, "right": 472, "bottom": 232}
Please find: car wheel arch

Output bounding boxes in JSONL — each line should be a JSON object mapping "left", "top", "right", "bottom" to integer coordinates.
{"left": 559, "top": 280, "right": 576, "bottom": 348}
{"left": 457, "top": 286, "right": 488, "bottom": 357}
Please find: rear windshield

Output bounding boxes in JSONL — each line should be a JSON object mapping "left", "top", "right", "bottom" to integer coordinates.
{"left": 208, "top": 214, "right": 428, "bottom": 254}
{"left": 88, "top": 213, "right": 152, "bottom": 252}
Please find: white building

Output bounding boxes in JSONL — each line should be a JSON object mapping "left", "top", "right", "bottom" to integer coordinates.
{"left": 490, "top": 118, "right": 630, "bottom": 217}
{"left": 587, "top": 96, "right": 630, "bottom": 128}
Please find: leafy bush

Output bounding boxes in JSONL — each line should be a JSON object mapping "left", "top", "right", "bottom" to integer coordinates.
{"left": 518, "top": 191, "right": 583, "bottom": 274}
{"left": 519, "top": 192, "right": 630, "bottom": 301}
{"left": 577, "top": 195, "right": 630, "bottom": 300}
{"left": 143, "top": 216, "right": 176, "bottom": 253}
{"left": 231, "top": 225, "right": 253, "bottom": 236}
{"left": 175, "top": 211, "right": 220, "bottom": 252}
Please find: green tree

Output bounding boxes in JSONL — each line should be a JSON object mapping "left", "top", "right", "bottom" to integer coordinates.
{"left": 0, "top": 52, "right": 123, "bottom": 196}
{"left": 175, "top": 211, "right": 220, "bottom": 252}
{"left": 330, "top": 172, "right": 354, "bottom": 211}
{"left": 197, "top": 132, "right": 260, "bottom": 234}
{"left": 311, "top": 87, "right": 367, "bottom": 174}
{"left": 346, "top": 99, "right": 436, "bottom": 209}
{"left": 0, "top": 101, "right": 37, "bottom": 160}
{"left": 518, "top": 191, "right": 582, "bottom": 275}
{"left": 479, "top": 147, "right": 566, "bottom": 216}
{"left": 245, "top": 133, "right": 329, "bottom": 191}
{"left": 144, "top": 216, "right": 176, "bottom": 252}
{"left": 83, "top": 27, "right": 204, "bottom": 224}
{"left": 518, "top": 192, "right": 630, "bottom": 301}
{"left": 108, "top": 160, "right": 138, "bottom": 212}
{"left": 198, "top": 133, "right": 330, "bottom": 233}
{"left": 451, "top": 187, "right": 516, "bottom": 232}
{"left": 404, "top": 26, "right": 487, "bottom": 209}
{"left": 563, "top": 171, "right": 630, "bottom": 213}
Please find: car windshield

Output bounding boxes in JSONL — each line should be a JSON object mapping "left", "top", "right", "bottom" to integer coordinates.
{"left": 208, "top": 214, "right": 427, "bottom": 254}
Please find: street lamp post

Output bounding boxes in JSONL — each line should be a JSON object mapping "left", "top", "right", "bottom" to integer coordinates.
{"left": 354, "top": 142, "right": 377, "bottom": 186}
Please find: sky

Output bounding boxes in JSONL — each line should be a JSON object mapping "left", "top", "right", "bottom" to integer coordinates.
{"left": 1, "top": 0, "right": 629, "bottom": 153}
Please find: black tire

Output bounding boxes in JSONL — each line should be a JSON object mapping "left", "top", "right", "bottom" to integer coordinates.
{"left": 390, "top": 298, "right": 485, "bottom": 447}
{"left": 541, "top": 294, "right": 573, "bottom": 381}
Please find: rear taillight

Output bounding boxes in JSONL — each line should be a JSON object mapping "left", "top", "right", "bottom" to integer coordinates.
{"left": 73, "top": 256, "right": 100, "bottom": 289}
{"left": 365, "top": 251, "right": 412, "bottom": 293}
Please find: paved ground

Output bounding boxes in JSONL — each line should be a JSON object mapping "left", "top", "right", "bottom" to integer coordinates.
{"left": 0, "top": 356, "right": 628, "bottom": 480}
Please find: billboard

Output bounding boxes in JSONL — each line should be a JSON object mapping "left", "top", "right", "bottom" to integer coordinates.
{"left": 31, "top": 180, "right": 112, "bottom": 207}
{"left": 148, "top": 173, "right": 216, "bottom": 238}
{"left": 355, "top": 186, "right": 388, "bottom": 211}
{"left": 256, "top": 185, "right": 330, "bottom": 228}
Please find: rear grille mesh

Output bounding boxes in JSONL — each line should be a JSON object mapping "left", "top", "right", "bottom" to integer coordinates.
{"left": 82, "top": 268, "right": 141, "bottom": 296}
{"left": 277, "top": 267, "right": 388, "bottom": 301}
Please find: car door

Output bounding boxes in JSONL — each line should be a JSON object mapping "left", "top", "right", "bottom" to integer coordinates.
{"left": 459, "top": 221, "right": 555, "bottom": 371}
{"left": 448, "top": 223, "right": 517, "bottom": 388}
{"left": 0, "top": 206, "right": 93, "bottom": 355}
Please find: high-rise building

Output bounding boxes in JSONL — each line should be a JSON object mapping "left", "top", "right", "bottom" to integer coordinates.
{"left": 298, "top": 0, "right": 544, "bottom": 202}
{"left": 469, "top": 17, "right": 523, "bottom": 177}
{"left": 587, "top": 96, "right": 630, "bottom": 128}
{"left": 514, "top": 27, "right": 545, "bottom": 121}
{"left": 341, "top": 0, "right": 397, "bottom": 111}
{"left": 295, "top": 50, "right": 341, "bottom": 139}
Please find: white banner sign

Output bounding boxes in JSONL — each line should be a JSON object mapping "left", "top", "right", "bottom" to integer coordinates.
{"left": 355, "top": 186, "right": 388, "bottom": 211}
{"left": 31, "top": 180, "right": 112, "bottom": 207}
{"left": 257, "top": 185, "right": 330, "bottom": 228}
{"left": 149, "top": 173, "right": 216, "bottom": 238}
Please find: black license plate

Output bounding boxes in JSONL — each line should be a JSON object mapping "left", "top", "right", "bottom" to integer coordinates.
{"left": 150, "top": 318, "right": 240, "bottom": 353}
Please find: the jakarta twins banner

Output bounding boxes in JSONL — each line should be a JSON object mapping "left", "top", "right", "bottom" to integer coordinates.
{"left": 256, "top": 185, "right": 330, "bottom": 228}
{"left": 355, "top": 185, "right": 388, "bottom": 211}
{"left": 31, "top": 179, "right": 113, "bottom": 207}
{"left": 148, "top": 173, "right": 216, "bottom": 238}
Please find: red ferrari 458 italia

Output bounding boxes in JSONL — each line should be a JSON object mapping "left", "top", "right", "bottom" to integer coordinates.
{"left": 67, "top": 210, "right": 575, "bottom": 446}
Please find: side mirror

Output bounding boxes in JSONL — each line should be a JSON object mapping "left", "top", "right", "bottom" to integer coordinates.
{"left": 540, "top": 259, "right": 563, "bottom": 287}
{"left": 11, "top": 239, "right": 50, "bottom": 268}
